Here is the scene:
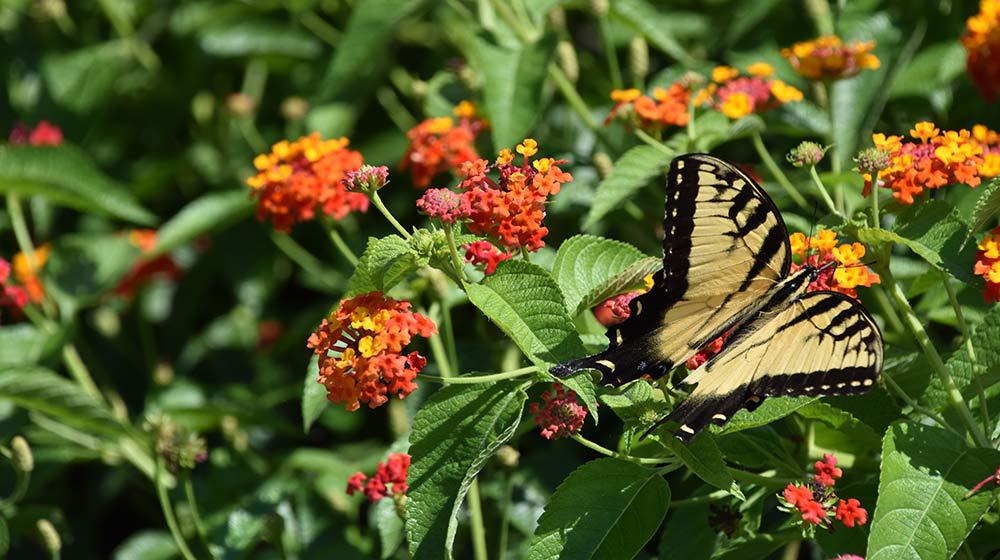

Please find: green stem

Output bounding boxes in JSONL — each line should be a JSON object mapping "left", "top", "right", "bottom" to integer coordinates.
{"left": 62, "top": 344, "right": 105, "bottom": 404}
{"left": 519, "top": 247, "right": 531, "bottom": 262}
{"left": 881, "top": 366, "right": 961, "bottom": 437}
{"left": 669, "top": 490, "right": 730, "bottom": 507}
{"left": 298, "top": 10, "right": 341, "bottom": 47}
{"left": 442, "top": 301, "right": 460, "bottom": 372}
{"left": 327, "top": 226, "right": 359, "bottom": 266}
{"left": 634, "top": 128, "right": 675, "bottom": 157}
{"left": 427, "top": 304, "right": 454, "bottom": 378}
{"left": 686, "top": 96, "right": 698, "bottom": 142}
{"left": 880, "top": 266, "right": 991, "bottom": 447}
{"left": 941, "top": 271, "right": 990, "bottom": 436}
{"left": 727, "top": 468, "right": 795, "bottom": 488}
{"left": 488, "top": 0, "right": 536, "bottom": 42}
{"left": 870, "top": 184, "right": 881, "bottom": 228}
{"left": 269, "top": 232, "right": 340, "bottom": 291}
{"left": 371, "top": 191, "right": 411, "bottom": 240}
{"left": 548, "top": 65, "right": 614, "bottom": 150}
{"left": 444, "top": 224, "right": 468, "bottom": 283}
{"left": 155, "top": 455, "right": 197, "bottom": 560}
{"left": 751, "top": 132, "right": 809, "bottom": 211}
{"left": 376, "top": 86, "right": 418, "bottom": 131}
{"left": 803, "top": 0, "right": 835, "bottom": 35}
{"left": 183, "top": 473, "right": 212, "bottom": 554}
{"left": 497, "top": 473, "right": 514, "bottom": 559}
{"left": 808, "top": 166, "right": 842, "bottom": 219}
{"left": 6, "top": 194, "right": 38, "bottom": 271}
{"left": 872, "top": 284, "right": 905, "bottom": 335}
{"left": 596, "top": 15, "right": 623, "bottom": 90}
{"left": 569, "top": 433, "right": 677, "bottom": 465}
{"left": 466, "top": 479, "right": 489, "bottom": 560}
{"left": 417, "top": 366, "right": 537, "bottom": 384}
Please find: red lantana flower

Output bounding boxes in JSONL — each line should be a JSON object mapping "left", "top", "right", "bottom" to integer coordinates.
{"left": 834, "top": 498, "right": 868, "bottom": 528}
{"left": 0, "top": 258, "right": 29, "bottom": 318}
{"left": 962, "top": 1, "right": 1000, "bottom": 101}
{"left": 416, "top": 188, "right": 463, "bottom": 224}
{"left": 114, "top": 230, "right": 182, "bottom": 299}
{"left": 9, "top": 121, "right": 63, "bottom": 146}
{"left": 814, "top": 453, "right": 843, "bottom": 487}
{"left": 798, "top": 499, "right": 827, "bottom": 525}
{"left": 529, "top": 384, "right": 588, "bottom": 439}
{"left": 593, "top": 292, "right": 641, "bottom": 327}
{"left": 247, "top": 134, "right": 367, "bottom": 232}
{"left": 975, "top": 226, "right": 1000, "bottom": 303}
{"left": 307, "top": 293, "right": 436, "bottom": 411}
{"left": 606, "top": 84, "right": 690, "bottom": 131}
{"left": 401, "top": 102, "right": 486, "bottom": 189}
{"left": 462, "top": 240, "right": 512, "bottom": 275}
{"left": 777, "top": 454, "right": 867, "bottom": 534}
{"left": 346, "top": 453, "right": 410, "bottom": 503}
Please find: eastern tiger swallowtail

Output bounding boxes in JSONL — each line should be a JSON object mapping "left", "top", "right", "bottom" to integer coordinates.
{"left": 552, "top": 153, "right": 883, "bottom": 441}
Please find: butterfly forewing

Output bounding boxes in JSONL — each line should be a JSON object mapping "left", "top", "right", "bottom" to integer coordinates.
{"left": 666, "top": 291, "right": 883, "bottom": 440}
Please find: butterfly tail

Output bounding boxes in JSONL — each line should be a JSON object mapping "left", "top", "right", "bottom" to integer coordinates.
{"left": 654, "top": 388, "right": 762, "bottom": 442}
{"left": 551, "top": 343, "right": 673, "bottom": 387}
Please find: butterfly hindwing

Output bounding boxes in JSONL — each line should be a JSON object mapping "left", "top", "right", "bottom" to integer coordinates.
{"left": 665, "top": 291, "right": 884, "bottom": 441}
{"left": 553, "top": 153, "right": 791, "bottom": 385}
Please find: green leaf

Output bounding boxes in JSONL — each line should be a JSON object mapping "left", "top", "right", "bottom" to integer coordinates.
{"left": 473, "top": 34, "right": 557, "bottom": 150}
{"left": 526, "top": 458, "right": 670, "bottom": 560}
{"left": 112, "top": 531, "right": 178, "bottom": 560}
{"left": 654, "top": 433, "right": 743, "bottom": 499}
{"left": 301, "top": 355, "right": 326, "bottom": 432}
{"left": 551, "top": 234, "right": 655, "bottom": 316}
{"left": 198, "top": 20, "right": 322, "bottom": 58}
{"left": 42, "top": 41, "right": 133, "bottom": 112}
{"left": 610, "top": 0, "right": 697, "bottom": 66}
{"left": 348, "top": 235, "right": 417, "bottom": 296}
{"left": 658, "top": 505, "right": 719, "bottom": 560}
{"left": 0, "top": 146, "right": 156, "bottom": 224}
{"left": 406, "top": 382, "right": 527, "bottom": 559}
{"left": 0, "top": 323, "right": 64, "bottom": 366}
{"left": 466, "top": 260, "right": 586, "bottom": 366}
{"left": 717, "top": 397, "right": 819, "bottom": 435}
{"left": 224, "top": 508, "right": 269, "bottom": 550}
{"left": 924, "top": 305, "right": 1000, "bottom": 411}
{"left": 0, "top": 366, "right": 127, "bottom": 437}
{"left": 45, "top": 233, "right": 139, "bottom": 310}
{"left": 0, "top": 516, "right": 7, "bottom": 558}
{"left": 151, "top": 191, "right": 253, "bottom": 257}
{"left": 795, "top": 401, "right": 880, "bottom": 447}
{"left": 867, "top": 421, "right": 1000, "bottom": 560}
{"left": 372, "top": 497, "right": 404, "bottom": 559}
{"left": 889, "top": 42, "right": 966, "bottom": 99}
{"left": 584, "top": 145, "right": 672, "bottom": 228}
{"left": 712, "top": 529, "right": 800, "bottom": 560}
{"left": 599, "top": 380, "right": 665, "bottom": 427}
{"left": 966, "top": 177, "right": 1000, "bottom": 242}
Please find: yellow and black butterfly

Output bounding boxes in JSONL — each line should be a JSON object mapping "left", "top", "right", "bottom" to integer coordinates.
{"left": 552, "top": 153, "right": 883, "bottom": 441}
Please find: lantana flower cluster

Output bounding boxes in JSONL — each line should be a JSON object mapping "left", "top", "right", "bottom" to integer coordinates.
{"left": 606, "top": 84, "right": 691, "bottom": 131}
{"left": 790, "top": 230, "right": 880, "bottom": 299}
{"left": 13, "top": 244, "right": 49, "bottom": 304}
{"left": 114, "top": 230, "right": 182, "bottom": 299}
{"left": 973, "top": 124, "right": 1000, "bottom": 178}
{"left": 401, "top": 101, "right": 486, "bottom": 189}
{"left": 781, "top": 35, "right": 880, "bottom": 81}
{"left": 529, "top": 384, "right": 588, "bottom": 440}
{"left": 246, "top": 134, "right": 367, "bottom": 232}
{"left": 778, "top": 454, "right": 868, "bottom": 534}
{"left": 696, "top": 63, "right": 803, "bottom": 120}
{"left": 0, "top": 258, "right": 30, "bottom": 318}
{"left": 592, "top": 273, "right": 656, "bottom": 327}
{"left": 417, "top": 139, "right": 573, "bottom": 255}
{"left": 307, "top": 293, "right": 436, "bottom": 411}
{"left": 346, "top": 453, "right": 410, "bottom": 503}
{"left": 8, "top": 121, "right": 63, "bottom": 146}
{"left": 462, "top": 240, "right": 512, "bottom": 275}
{"left": 861, "top": 123, "right": 985, "bottom": 204}
{"left": 962, "top": 0, "right": 1000, "bottom": 101}
{"left": 975, "top": 226, "right": 1000, "bottom": 303}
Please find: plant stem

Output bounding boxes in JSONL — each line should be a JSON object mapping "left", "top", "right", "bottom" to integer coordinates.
{"left": 727, "top": 468, "right": 795, "bottom": 488}
{"left": 376, "top": 86, "right": 418, "bottom": 132}
{"left": 417, "top": 366, "right": 537, "bottom": 384}
{"left": 548, "top": 65, "right": 614, "bottom": 150}
{"left": 880, "top": 266, "right": 991, "bottom": 447}
{"left": 183, "top": 473, "right": 212, "bottom": 554}
{"left": 444, "top": 224, "right": 468, "bottom": 283}
{"left": 155, "top": 455, "right": 197, "bottom": 560}
{"left": 497, "top": 473, "right": 514, "bottom": 559}
{"left": 634, "top": 128, "right": 675, "bottom": 157}
{"left": 570, "top": 433, "right": 677, "bottom": 465}
{"left": 298, "top": 10, "right": 341, "bottom": 47}
{"left": 426, "top": 304, "right": 454, "bottom": 378}
{"left": 441, "top": 301, "right": 460, "bottom": 373}
{"left": 669, "top": 489, "right": 730, "bottom": 507}
{"left": 466, "top": 479, "right": 489, "bottom": 560}
{"left": 6, "top": 194, "right": 39, "bottom": 270}
{"left": 940, "top": 271, "right": 991, "bottom": 436}
{"left": 370, "top": 191, "right": 411, "bottom": 240}
{"left": 871, "top": 284, "right": 905, "bottom": 335}
{"left": 870, "top": 185, "right": 881, "bottom": 228}
{"left": 881, "top": 367, "right": 961, "bottom": 437}
{"left": 751, "top": 132, "right": 809, "bottom": 211}
{"left": 327, "top": 226, "right": 359, "bottom": 266}
{"left": 269, "top": 232, "right": 340, "bottom": 290}
{"left": 596, "top": 15, "right": 623, "bottom": 90}
{"left": 62, "top": 344, "right": 105, "bottom": 404}
{"left": 808, "top": 165, "right": 842, "bottom": 219}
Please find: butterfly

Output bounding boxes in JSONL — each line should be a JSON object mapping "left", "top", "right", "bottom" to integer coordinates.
{"left": 552, "top": 153, "right": 883, "bottom": 441}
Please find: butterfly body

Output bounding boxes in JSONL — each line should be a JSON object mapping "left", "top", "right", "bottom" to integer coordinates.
{"left": 552, "top": 154, "right": 883, "bottom": 441}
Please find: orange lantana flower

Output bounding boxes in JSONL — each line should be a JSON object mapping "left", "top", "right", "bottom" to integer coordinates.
{"left": 607, "top": 83, "right": 690, "bottom": 131}
{"left": 962, "top": 0, "right": 1000, "bottom": 100}
{"left": 781, "top": 35, "right": 880, "bottom": 81}
{"left": 789, "top": 230, "right": 879, "bottom": 299}
{"left": 697, "top": 63, "right": 803, "bottom": 120}
{"left": 400, "top": 102, "right": 486, "bottom": 189}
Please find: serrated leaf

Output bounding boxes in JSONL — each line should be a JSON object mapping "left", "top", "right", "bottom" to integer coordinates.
{"left": 473, "top": 34, "right": 556, "bottom": 150}
{"left": 924, "top": 305, "right": 1000, "bottom": 412}
{"left": 151, "top": 191, "right": 253, "bottom": 257}
{"left": 46, "top": 233, "right": 140, "bottom": 310}
{"left": 371, "top": 498, "right": 404, "bottom": 559}
{"left": 966, "top": 177, "right": 1000, "bottom": 242}
{"left": 599, "top": 380, "right": 664, "bottom": 426}
{"left": 406, "top": 382, "right": 527, "bottom": 559}
{"left": 466, "top": 260, "right": 586, "bottom": 366}
{"left": 198, "top": 20, "right": 322, "bottom": 58}
{"left": 717, "top": 397, "right": 819, "bottom": 435}
{"left": 0, "top": 323, "right": 64, "bottom": 366}
{"left": 795, "top": 401, "right": 880, "bottom": 446}
{"left": 42, "top": 41, "right": 133, "bottom": 112}
{"left": 348, "top": 235, "right": 417, "bottom": 295}
{"left": 551, "top": 234, "right": 655, "bottom": 316}
{"left": 0, "top": 146, "right": 156, "bottom": 224}
{"left": 301, "top": 355, "right": 326, "bottom": 432}
{"left": 0, "top": 366, "right": 127, "bottom": 437}
{"left": 581, "top": 257, "right": 662, "bottom": 316}
{"left": 610, "top": 0, "right": 696, "bottom": 66}
{"left": 527, "top": 458, "right": 670, "bottom": 560}
{"left": 584, "top": 145, "right": 672, "bottom": 228}
{"left": 867, "top": 421, "right": 1000, "bottom": 560}
{"left": 654, "top": 433, "right": 743, "bottom": 499}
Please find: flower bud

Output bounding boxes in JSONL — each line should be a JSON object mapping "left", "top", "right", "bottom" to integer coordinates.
{"left": 191, "top": 91, "right": 215, "bottom": 124}
{"left": 557, "top": 41, "right": 579, "bottom": 84}
{"left": 787, "top": 141, "right": 828, "bottom": 167}
{"left": 495, "top": 445, "right": 520, "bottom": 468}
{"left": 590, "top": 0, "right": 609, "bottom": 16}
{"left": 226, "top": 93, "right": 255, "bottom": 117}
{"left": 36, "top": 519, "right": 61, "bottom": 555}
{"left": 629, "top": 37, "right": 649, "bottom": 83}
{"left": 11, "top": 435, "right": 33, "bottom": 473}
{"left": 854, "top": 147, "right": 891, "bottom": 176}
{"left": 342, "top": 165, "right": 390, "bottom": 195}
{"left": 280, "top": 96, "right": 309, "bottom": 121}
{"left": 592, "top": 152, "right": 614, "bottom": 179}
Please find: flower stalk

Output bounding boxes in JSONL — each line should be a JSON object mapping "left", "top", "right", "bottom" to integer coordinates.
{"left": 751, "top": 132, "right": 809, "bottom": 211}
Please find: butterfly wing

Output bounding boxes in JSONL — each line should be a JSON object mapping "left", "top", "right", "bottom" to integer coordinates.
{"left": 553, "top": 153, "right": 792, "bottom": 385}
{"left": 665, "top": 291, "right": 884, "bottom": 441}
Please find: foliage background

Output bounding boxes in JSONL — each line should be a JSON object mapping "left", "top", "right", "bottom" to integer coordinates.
{"left": 1, "top": 0, "right": 1000, "bottom": 559}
